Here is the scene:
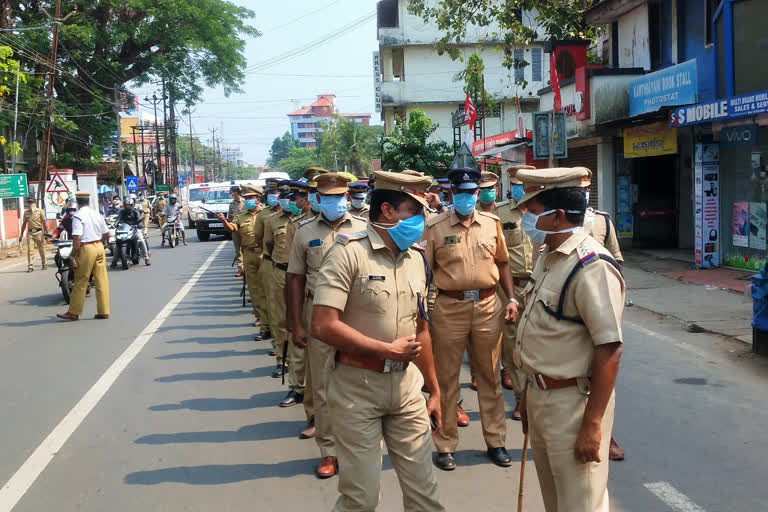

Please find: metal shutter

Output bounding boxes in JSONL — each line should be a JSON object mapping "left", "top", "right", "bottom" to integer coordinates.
{"left": 558, "top": 145, "right": 599, "bottom": 209}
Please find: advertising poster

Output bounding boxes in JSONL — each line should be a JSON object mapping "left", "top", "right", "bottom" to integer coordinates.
{"left": 616, "top": 214, "right": 634, "bottom": 239}
{"left": 732, "top": 201, "right": 749, "bottom": 247}
{"left": 617, "top": 175, "right": 632, "bottom": 213}
{"left": 695, "top": 144, "right": 720, "bottom": 268}
{"left": 749, "top": 202, "right": 767, "bottom": 250}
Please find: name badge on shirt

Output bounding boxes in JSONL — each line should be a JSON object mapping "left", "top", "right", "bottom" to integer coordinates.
{"left": 368, "top": 275, "right": 385, "bottom": 281}
{"left": 308, "top": 239, "right": 323, "bottom": 248}
{"left": 443, "top": 234, "right": 458, "bottom": 245}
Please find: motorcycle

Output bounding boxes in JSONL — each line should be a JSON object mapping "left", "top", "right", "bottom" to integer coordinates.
{"left": 162, "top": 213, "right": 183, "bottom": 248}
{"left": 113, "top": 222, "right": 140, "bottom": 270}
{"left": 106, "top": 214, "right": 117, "bottom": 257}
{"left": 53, "top": 236, "right": 75, "bottom": 304}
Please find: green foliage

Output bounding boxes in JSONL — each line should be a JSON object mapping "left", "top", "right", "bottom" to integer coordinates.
{"left": 408, "top": 1, "right": 598, "bottom": 69}
{"left": 381, "top": 109, "right": 453, "bottom": 177}
{"left": 459, "top": 52, "right": 498, "bottom": 110}
{"left": 316, "top": 117, "right": 383, "bottom": 177}
{"left": 176, "top": 135, "right": 215, "bottom": 164}
{"left": 275, "top": 147, "right": 321, "bottom": 180}
{"left": 267, "top": 132, "right": 300, "bottom": 166}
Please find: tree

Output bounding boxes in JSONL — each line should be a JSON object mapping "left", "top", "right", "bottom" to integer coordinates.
{"left": 275, "top": 147, "right": 320, "bottom": 180}
{"left": 381, "top": 109, "right": 453, "bottom": 177}
{"left": 316, "top": 117, "right": 383, "bottom": 177}
{"left": 408, "top": 1, "right": 599, "bottom": 69}
{"left": 176, "top": 135, "right": 214, "bottom": 165}
{"left": 266, "top": 132, "right": 299, "bottom": 166}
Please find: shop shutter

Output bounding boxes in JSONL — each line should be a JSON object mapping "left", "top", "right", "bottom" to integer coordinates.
{"left": 558, "top": 145, "right": 599, "bottom": 209}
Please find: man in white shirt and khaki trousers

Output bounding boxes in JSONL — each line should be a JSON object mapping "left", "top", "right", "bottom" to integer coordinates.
{"left": 57, "top": 190, "right": 111, "bottom": 321}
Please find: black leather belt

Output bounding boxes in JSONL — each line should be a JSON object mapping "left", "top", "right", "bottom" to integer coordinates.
{"left": 29, "top": 228, "right": 41, "bottom": 233}
{"left": 273, "top": 261, "right": 288, "bottom": 271}
{"left": 263, "top": 254, "right": 272, "bottom": 262}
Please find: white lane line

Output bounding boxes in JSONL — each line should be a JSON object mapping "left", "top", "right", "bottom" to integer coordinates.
{"left": 0, "top": 241, "right": 227, "bottom": 511}
{"left": 644, "top": 482, "right": 707, "bottom": 512}
{"left": 624, "top": 321, "right": 701, "bottom": 357}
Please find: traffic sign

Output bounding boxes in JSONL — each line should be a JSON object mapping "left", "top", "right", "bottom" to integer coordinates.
{"left": 126, "top": 176, "right": 138, "bottom": 191}
{"left": 155, "top": 183, "right": 170, "bottom": 192}
{"left": 0, "top": 173, "right": 28, "bottom": 199}
{"left": 46, "top": 172, "right": 70, "bottom": 193}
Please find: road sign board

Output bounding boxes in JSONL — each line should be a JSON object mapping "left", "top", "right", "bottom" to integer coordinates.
{"left": 46, "top": 172, "right": 70, "bottom": 193}
{"left": 126, "top": 176, "right": 138, "bottom": 191}
{"left": 155, "top": 183, "right": 170, "bottom": 192}
{"left": 0, "top": 173, "right": 28, "bottom": 199}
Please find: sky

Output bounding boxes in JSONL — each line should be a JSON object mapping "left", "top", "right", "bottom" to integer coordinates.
{"left": 131, "top": 0, "right": 381, "bottom": 167}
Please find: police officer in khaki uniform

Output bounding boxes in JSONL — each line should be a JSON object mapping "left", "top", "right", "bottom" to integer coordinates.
{"left": 263, "top": 180, "right": 295, "bottom": 378}
{"left": 348, "top": 182, "right": 370, "bottom": 219}
{"left": 425, "top": 168, "right": 519, "bottom": 471}
{"left": 253, "top": 179, "right": 280, "bottom": 340}
{"left": 154, "top": 192, "right": 167, "bottom": 227}
{"left": 217, "top": 185, "right": 264, "bottom": 323}
{"left": 19, "top": 197, "right": 48, "bottom": 272}
{"left": 514, "top": 167, "right": 625, "bottom": 512}
{"left": 312, "top": 170, "right": 444, "bottom": 512}
{"left": 137, "top": 193, "right": 152, "bottom": 237}
{"left": 228, "top": 185, "right": 246, "bottom": 276}
{"left": 287, "top": 172, "right": 366, "bottom": 478}
{"left": 496, "top": 165, "right": 536, "bottom": 420}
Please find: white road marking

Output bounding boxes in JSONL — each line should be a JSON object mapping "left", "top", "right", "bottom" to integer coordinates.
{"left": 644, "top": 482, "right": 707, "bottom": 512}
{"left": 0, "top": 241, "right": 227, "bottom": 511}
{"left": 624, "top": 321, "right": 702, "bottom": 357}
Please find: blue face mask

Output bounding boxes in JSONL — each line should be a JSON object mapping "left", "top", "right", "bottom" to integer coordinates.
{"left": 308, "top": 193, "right": 321, "bottom": 213}
{"left": 522, "top": 209, "right": 583, "bottom": 244}
{"left": 478, "top": 188, "right": 496, "bottom": 205}
{"left": 288, "top": 201, "right": 302, "bottom": 216}
{"left": 320, "top": 194, "right": 348, "bottom": 222}
{"left": 278, "top": 198, "right": 291, "bottom": 211}
{"left": 351, "top": 198, "right": 366, "bottom": 210}
{"left": 453, "top": 192, "right": 478, "bottom": 216}
{"left": 244, "top": 199, "right": 257, "bottom": 210}
{"left": 510, "top": 185, "right": 525, "bottom": 202}
{"left": 373, "top": 214, "right": 425, "bottom": 251}
{"left": 267, "top": 194, "right": 278, "bottom": 207}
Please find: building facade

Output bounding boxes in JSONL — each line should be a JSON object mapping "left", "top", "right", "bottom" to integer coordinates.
{"left": 287, "top": 94, "right": 371, "bottom": 148}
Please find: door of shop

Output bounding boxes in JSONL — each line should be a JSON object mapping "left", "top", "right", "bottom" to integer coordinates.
{"left": 632, "top": 154, "right": 678, "bottom": 247}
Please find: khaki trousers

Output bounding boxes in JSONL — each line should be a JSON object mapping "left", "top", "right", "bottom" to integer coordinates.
{"left": 26, "top": 231, "right": 46, "bottom": 267}
{"left": 257, "top": 257, "right": 274, "bottom": 341}
{"left": 266, "top": 263, "right": 289, "bottom": 365}
{"left": 432, "top": 293, "right": 506, "bottom": 453}
{"left": 328, "top": 363, "right": 444, "bottom": 512}
{"left": 232, "top": 230, "right": 243, "bottom": 272}
{"left": 499, "top": 282, "right": 529, "bottom": 398}
{"left": 68, "top": 243, "right": 109, "bottom": 317}
{"left": 528, "top": 385, "right": 615, "bottom": 512}
{"left": 243, "top": 250, "right": 264, "bottom": 320}
{"left": 306, "top": 297, "right": 335, "bottom": 456}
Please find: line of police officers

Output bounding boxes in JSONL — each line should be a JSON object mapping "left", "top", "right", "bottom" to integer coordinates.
{"left": 217, "top": 165, "right": 625, "bottom": 512}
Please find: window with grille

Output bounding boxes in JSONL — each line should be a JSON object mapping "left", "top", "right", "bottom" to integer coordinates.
{"left": 531, "top": 48, "right": 542, "bottom": 82}
{"left": 514, "top": 48, "right": 526, "bottom": 82}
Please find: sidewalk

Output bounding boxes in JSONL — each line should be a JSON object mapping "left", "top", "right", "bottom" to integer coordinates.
{"left": 623, "top": 250, "right": 754, "bottom": 344}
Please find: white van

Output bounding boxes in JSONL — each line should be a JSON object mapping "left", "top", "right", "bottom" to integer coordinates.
{"left": 186, "top": 182, "right": 216, "bottom": 228}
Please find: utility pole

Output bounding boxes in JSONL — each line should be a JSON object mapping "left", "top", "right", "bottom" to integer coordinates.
{"left": 209, "top": 127, "right": 217, "bottom": 181}
{"left": 11, "top": 70, "right": 19, "bottom": 172}
{"left": 161, "top": 79, "right": 169, "bottom": 186}
{"left": 187, "top": 109, "right": 195, "bottom": 181}
{"left": 38, "top": 0, "right": 75, "bottom": 202}
{"left": 114, "top": 89, "right": 126, "bottom": 198}
{"left": 144, "top": 94, "right": 163, "bottom": 186}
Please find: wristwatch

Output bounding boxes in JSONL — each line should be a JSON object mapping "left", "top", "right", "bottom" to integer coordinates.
{"left": 508, "top": 297, "right": 519, "bottom": 305}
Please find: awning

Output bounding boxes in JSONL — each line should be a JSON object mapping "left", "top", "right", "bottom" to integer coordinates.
{"left": 97, "top": 185, "right": 113, "bottom": 194}
{"left": 476, "top": 142, "right": 527, "bottom": 158}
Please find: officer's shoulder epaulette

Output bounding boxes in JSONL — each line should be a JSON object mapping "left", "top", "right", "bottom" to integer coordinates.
{"left": 336, "top": 231, "right": 368, "bottom": 246}
{"left": 477, "top": 210, "right": 501, "bottom": 221}
{"left": 495, "top": 200, "right": 510, "bottom": 207}
{"left": 593, "top": 209, "right": 610, "bottom": 217}
{"left": 298, "top": 215, "right": 317, "bottom": 228}
{"left": 289, "top": 213, "right": 307, "bottom": 224}
{"left": 576, "top": 242, "right": 600, "bottom": 266}
{"left": 410, "top": 240, "right": 427, "bottom": 252}
{"left": 426, "top": 210, "right": 451, "bottom": 227}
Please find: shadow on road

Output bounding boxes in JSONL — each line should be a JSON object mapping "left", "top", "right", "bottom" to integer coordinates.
{"left": 7, "top": 293, "right": 64, "bottom": 307}
{"left": 149, "top": 391, "right": 285, "bottom": 411}
{"left": 124, "top": 459, "right": 317, "bottom": 484}
{"left": 156, "top": 349, "right": 266, "bottom": 360}
{"left": 155, "top": 366, "right": 274, "bottom": 382}
{"left": 165, "top": 334, "right": 255, "bottom": 345}
{"left": 172, "top": 310, "right": 247, "bottom": 317}
{"left": 135, "top": 420, "right": 306, "bottom": 444}
{"left": 451, "top": 449, "right": 533, "bottom": 466}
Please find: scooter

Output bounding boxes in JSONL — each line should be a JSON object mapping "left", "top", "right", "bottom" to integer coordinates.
{"left": 106, "top": 214, "right": 117, "bottom": 257}
{"left": 113, "top": 222, "right": 140, "bottom": 270}
{"left": 53, "top": 236, "right": 75, "bottom": 304}
{"left": 162, "top": 213, "right": 183, "bottom": 248}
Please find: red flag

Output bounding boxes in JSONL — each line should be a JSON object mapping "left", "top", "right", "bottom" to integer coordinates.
{"left": 550, "top": 53, "right": 561, "bottom": 111}
{"left": 464, "top": 93, "right": 477, "bottom": 127}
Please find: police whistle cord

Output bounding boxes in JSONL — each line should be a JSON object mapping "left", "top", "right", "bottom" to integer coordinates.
{"left": 517, "top": 430, "right": 529, "bottom": 512}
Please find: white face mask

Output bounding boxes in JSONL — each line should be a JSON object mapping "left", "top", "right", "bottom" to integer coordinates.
{"left": 521, "top": 209, "right": 582, "bottom": 244}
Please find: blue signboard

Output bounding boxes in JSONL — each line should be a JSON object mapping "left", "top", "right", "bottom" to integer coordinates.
{"left": 125, "top": 176, "right": 138, "bottom": 191}
{"left": 670, "top": 89, "right": 768, "bottom": 127}
{"left": 629, "top": 59, "right": 698, "bottom": 116}
{"left": 720, "top": 124, "right": 759, "bottom": 146}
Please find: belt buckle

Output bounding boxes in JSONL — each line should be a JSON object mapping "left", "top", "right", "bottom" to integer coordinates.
{"left": 463, "top": 289, "right": 480, "bottom": 301}
{"left": 527, "top": 374, "right": 548, "bottom": 391}
{"left": 383, "top": 360, "right": 404, "bottom": 373}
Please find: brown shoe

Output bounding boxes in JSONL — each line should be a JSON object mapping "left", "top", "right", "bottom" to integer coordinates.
{"left": 501, "top": 372, "right": 515, "bottom": 390}
{"left": 470, "top": 376, "right": 478, "bottom": 391}
{"left": 510, "top": 405, "right": 522, "bottom": 421}
{"left": 56, "top": 312, "right": 79, "bottom": 321}
{"left": 609, "top": 437, "right": 625, "bottom": 461}
{"left": 300, "top": 425, "right": 316, "bottom": 439}
{"left": 145, "top": 258, "right": 151, "bottom": 266}
{"left": 456, "top": 404, "right": 470, "bottom": 427}
{"left": 316, "top": 456, "right": 338, "bottom": 479}
{"left": 236, "top": 271, "right": 244, "bottom": 277}
{"left": 94, "top": 314, "right": 110, "bottom": 320}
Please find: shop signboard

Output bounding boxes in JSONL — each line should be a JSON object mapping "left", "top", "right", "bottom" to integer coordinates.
{"left": 373, "top": 51, "right": 382, "bottom": 113}
{"left": 623, "top": 122, "right": 678, "bottom": 159}
{"left": 720, "top": 124, "right": 758, "bottom": 146}
{"left": 630, "top": 59, "right": 697, "bottom": 117}
{"left": 694, "top": 144, "right": 720, "bottom": 268}
{"left": 670, "top": 89, "right": 768, "bottom": 127}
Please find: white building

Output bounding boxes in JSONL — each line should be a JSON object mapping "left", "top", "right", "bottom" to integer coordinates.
{"left": 376, "top": 0, "right": 550, "bottom": 147}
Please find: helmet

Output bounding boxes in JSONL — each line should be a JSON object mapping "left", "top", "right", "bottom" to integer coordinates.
{"left": 124, "top": 197, "right": 135, "bottom": 207}
{"left": 169, "top": 193, "right": 178, "bottom": 203}
{"left": 65, "top": 198, "right": 77, "bottom": 210}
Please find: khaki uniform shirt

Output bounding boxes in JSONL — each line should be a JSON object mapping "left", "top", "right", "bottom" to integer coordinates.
{"left": 287, "top": 212, "right": 368, "bottom": 294}
{"left": 584, "top": 208, "right": 623, "bottom": 264}
{"left": 424, "top": 210, "right": 509, "bottom": 291}
{"left": 264, "top": 210, "right": 293, "bottom": 264}
{"left": 23, "top": 206, "right": 45, "bottom": 231}
{"left": 228, "top": 197, "right": 246, "bottom": 219}
{"left": 495, "top": 200, "right": 533, "bottom": 278}
{"left": 349, "top": 205, "right": 370, "bottom": 219}
{"left": 515, "top": 229, "right": 625, "bottom": 380}
{"left": 254, "top": 206, "right": 277, "bottom": 255}
{"left": 313, "top": 224, "right": 428, "bottom": 344}
{"left": 154, "top": 197, "right": 167, "bottom": 213}
{"left": 231, "top": 207, "right": 261, "bottom": 249}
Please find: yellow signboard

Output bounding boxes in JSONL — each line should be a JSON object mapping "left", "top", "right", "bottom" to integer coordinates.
{"left": 120, "top": 117, "right": 139, "bottom": 138}
{"left": 623, "top": 121, "right": 678, "bottom": 159}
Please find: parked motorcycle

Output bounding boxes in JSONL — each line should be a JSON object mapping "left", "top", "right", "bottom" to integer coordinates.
{"left": 106, "top": 214, "right": 117, "bottom": 257}
{"left": 162, "top": 213, "right": 183, "bottom": 248}
{"left": 113, "top": 222, "right": 140, "bottom": 270}
{"left": 53, "top": 237, "right": 75, "bottom": 303}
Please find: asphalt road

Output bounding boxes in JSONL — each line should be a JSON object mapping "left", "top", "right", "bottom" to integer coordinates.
{"left": 0, "top": 230, "right": 766, "bottom": 511}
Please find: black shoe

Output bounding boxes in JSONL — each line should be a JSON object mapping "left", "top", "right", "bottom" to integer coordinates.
{"left": 487, "top": 447, "right": 513, "bottom": 467}
{"left": 435, "top": 452, "right": 456, "bottom": 471}
{"left": 41, "top": 264, "right": 47, "bottom": 270}
{"left": 254, "top": 331, "right": 271, "bottom": 341}
{"left": 279, "top": 390, "right": 304, "bottom": 407}
{"left": 110, "top": 262, "right": 117, "bottom": 268}
{"left": 268, "top": 349, "right": 277, "bottom": 357}
{"left": 271, "top": 365, "right": 286, "bottom": 378}
{"left": 27, "top": 267, "right": 33, "bottom": 273}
